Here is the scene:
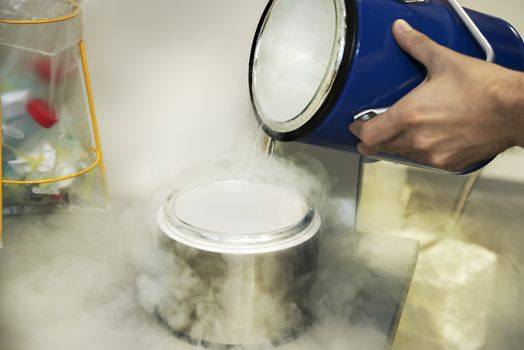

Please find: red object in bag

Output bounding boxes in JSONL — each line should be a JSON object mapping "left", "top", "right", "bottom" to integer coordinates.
{"left": 33, "top": 57, "right": 69, "bottom": 83}
{"left": 33, "top": 58, "right": 54, "bottom": 82}
{"left": 26, "top": 99, "right": 59, "bottom": 128}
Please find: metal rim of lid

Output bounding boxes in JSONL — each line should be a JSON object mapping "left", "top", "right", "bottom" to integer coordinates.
{"left": 249, "top": 0, "right": 348, "bottom": 136}
{"left": 157, "top": 179, "right": 321, "bottom": 255}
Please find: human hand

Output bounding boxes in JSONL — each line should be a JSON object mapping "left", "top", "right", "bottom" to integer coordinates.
{"left": 349, "top": 19, "right": 524, "bottom": 172}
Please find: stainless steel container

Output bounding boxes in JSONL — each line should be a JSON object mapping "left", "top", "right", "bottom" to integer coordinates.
{"left": 155, "top": 179, "right": 321, "bottom": 348}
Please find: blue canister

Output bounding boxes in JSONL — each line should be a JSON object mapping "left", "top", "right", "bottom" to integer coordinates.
{"left": 249, "top": 0, "right": 524, "bottom": 174}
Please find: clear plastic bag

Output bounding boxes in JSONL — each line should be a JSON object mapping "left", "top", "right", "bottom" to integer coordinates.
{"left": 0, "top": 0, "right": 107, "bottom": 246}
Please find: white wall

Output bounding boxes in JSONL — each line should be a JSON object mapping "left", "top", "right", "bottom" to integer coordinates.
{"left": 82, "top": 0, "right": 269, "bottom": 196}
{"left": 462, "top": 0, "right": 524, "bottom": 33}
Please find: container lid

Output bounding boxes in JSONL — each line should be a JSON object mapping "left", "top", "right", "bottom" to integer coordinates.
{"left": 249, "top": 0, "right": 349, "bottom": 139}
{"left": 157, "top": 179, "right": 321, "bottom": 254}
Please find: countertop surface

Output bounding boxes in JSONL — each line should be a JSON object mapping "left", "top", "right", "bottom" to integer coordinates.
{"left": 0, "top": 198, "right": 418, "bottom": 350}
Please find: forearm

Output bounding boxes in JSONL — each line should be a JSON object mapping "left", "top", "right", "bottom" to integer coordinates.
{"left": 512, "top": 73, "right": 524, "bottom": 147}
{"left": 497, "top": 70, "right": 524, "bottom": 148}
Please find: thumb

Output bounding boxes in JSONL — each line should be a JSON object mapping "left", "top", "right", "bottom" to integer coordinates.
{"left": 393, "top": 19, "right": 450, "bottom": 73}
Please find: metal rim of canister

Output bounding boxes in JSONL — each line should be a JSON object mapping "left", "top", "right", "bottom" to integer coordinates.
{"left": 157, "top": 179, "right": 322, "bottom": 255}
{"left": 248, "top": 0, "right": 357, "bottom": 141}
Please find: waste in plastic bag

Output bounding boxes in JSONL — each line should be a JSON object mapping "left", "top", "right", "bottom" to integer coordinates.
{"left": 0, "top": 0, "right": 107, "bottom": 226}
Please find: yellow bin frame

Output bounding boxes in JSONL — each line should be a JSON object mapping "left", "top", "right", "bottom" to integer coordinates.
{"left": 0, "top": 1, "right": 107, "bottom": 247}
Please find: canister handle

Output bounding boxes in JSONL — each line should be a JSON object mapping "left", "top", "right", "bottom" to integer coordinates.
{"left": 445, "top": 0, "right": 494, "bottom": 63}
{"left": 398, "top": 0, "right": 494, "bottom": 62}
{"left": 354, "top": 108, "right": 388, "bottom": 122}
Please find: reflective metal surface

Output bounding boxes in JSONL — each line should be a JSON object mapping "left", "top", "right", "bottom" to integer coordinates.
{"left": 153, "top": 180, "right": 321, "bottom": 347}
{"left": 156, "top": 233, "right": 319, "bottom": 348}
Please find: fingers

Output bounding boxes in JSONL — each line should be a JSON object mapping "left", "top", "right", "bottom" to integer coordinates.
{"left": 377, "top": 132, "right": 414, "bottom": 155}
{"left": 392, "top": 19, "right": 450, "bottom": 74}
{"left": 355, "top": 136, "right": 408, "bottom": 157}
{"left": 357, "top": 143, "right": 378, "bottom": 156}
{"left": 349, "top": 110, "right": 404, "bottom": 153}
{"left": 355, "top": 129, "right": 419, "bottom": 156}
{"left": 398, "top": 151, "right": 465, "bottom": 173}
